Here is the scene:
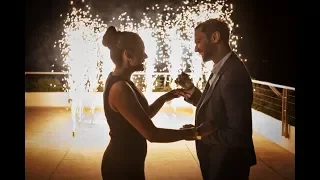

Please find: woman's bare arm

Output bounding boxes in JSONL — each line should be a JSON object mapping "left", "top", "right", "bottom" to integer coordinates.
{"left": 109, "top": 81, "right": 194, "bottom": 143}
{"left": 148, "top": 89, "right": 187, "bottom": 118}
{"left": 148, "top": 96, "right": 166, "bottom": 118}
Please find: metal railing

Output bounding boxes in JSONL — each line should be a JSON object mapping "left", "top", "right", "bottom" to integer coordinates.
{"left": 251, "top": 79, "right": 295, "bottom": 138}
{"left": 25, "top": 72, "right": 295, "bottom": 138}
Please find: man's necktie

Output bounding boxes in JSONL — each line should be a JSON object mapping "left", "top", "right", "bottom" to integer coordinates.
{"left": 202, "top": 72, "right": 214, "bottom": 96}
{"left": 197, "top": 72, "right": 214, "bottom": 106}
{"left": 196, "top": 72, "right": 214, "bottom": 124}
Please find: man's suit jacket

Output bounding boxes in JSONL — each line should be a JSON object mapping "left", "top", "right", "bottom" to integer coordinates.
{"left": 185, "top": 52, "right": 257, "bottom": 179}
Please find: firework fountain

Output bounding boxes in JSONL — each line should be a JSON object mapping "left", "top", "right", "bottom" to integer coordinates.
{"left": 56, "top": 0, "right": 240, "bottom": 136}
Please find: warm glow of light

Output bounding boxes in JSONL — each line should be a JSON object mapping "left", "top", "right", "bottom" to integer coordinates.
{"left": 56, "top": 0, "right": 240, "bottom": 134}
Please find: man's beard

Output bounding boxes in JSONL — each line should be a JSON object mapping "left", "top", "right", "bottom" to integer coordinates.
{"left": 202, "top": 42, "right": 216, "bottom": 62}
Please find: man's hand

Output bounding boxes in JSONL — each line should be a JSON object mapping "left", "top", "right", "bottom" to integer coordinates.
{"left": 197, "top": 121, "right": 214, "bottom": 137}
{"left": 161, "top": 88, "right": 189, "bottom": 101}
{"left": 181, "top": 124, "right": 195, "bottom": 129}
{"left": 180, "top": 124, "right": 196, "bottom": 141}
{"left": 175, "top": 72, "right": 195, "bottom": 90}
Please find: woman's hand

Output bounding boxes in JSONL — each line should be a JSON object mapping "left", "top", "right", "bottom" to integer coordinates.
{"left": 161, "top": 88, "right": 189, "bottom": 102}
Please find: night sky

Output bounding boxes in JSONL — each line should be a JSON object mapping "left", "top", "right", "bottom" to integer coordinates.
{"left": 25, "top": 0, "right": 295, "bottom": 87}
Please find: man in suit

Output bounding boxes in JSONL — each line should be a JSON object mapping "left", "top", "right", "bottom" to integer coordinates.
{"left": 176, "top": 19, "right": 257, "bottom": 180}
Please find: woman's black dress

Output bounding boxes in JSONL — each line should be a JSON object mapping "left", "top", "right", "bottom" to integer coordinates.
{"left": 101, "top": 73, "right": 149, "bottom": 180}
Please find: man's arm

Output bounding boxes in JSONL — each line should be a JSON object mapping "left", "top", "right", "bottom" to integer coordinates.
{"left": 184, "top": 87, "right": 202, "bottom": 106}
{"left": 199, "top": 72, "right": 253, "bottom": 147}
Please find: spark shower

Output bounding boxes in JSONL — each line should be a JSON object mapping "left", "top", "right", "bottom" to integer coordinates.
{"left": 55, "top": 0, "right": 241, "bottom": 135}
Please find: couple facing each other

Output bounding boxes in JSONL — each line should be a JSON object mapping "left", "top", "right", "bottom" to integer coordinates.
{"left": 101, "top": 18, "right": 257, "bottom": 180}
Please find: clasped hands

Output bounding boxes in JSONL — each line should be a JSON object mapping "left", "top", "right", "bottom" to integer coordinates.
{"left": 161, "top": 88, "right": 190, "bottom": 101}
{"left": 162, "top": 72, "right": 195, "bottom": 101}
{"left": 180, "top": 124, "right": 197, "bottom": 141}
{"left": 162, "top": 72, "right": 199, "bottom": 141}
{"left": 180, "top": 121, "right": 214, "bottom": 141}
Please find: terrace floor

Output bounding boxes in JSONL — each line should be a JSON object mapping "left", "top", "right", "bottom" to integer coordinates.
{"left": 25, "top": 107, "right": 295, "bottom": 180}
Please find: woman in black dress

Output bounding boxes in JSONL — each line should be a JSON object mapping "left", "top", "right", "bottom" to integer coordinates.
{"left": 101, "top": 26, "right": 196, "bottom": 180}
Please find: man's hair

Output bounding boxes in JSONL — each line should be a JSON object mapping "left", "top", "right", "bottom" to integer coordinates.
{"left": 195, "top": 19, "right": 231, "bottom": 43}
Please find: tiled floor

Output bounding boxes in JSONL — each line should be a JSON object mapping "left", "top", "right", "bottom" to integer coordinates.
{"left": 25, "top": 107, "right": 294, "bottom": 180}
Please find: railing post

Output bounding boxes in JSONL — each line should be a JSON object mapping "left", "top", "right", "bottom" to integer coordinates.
{"left": 164, "top": 75, "right": 167, "bottom": 88}
{"left": 281, "top": 89, "right": 289, "bottom": 138}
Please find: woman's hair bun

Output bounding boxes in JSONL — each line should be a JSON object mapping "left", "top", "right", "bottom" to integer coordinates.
{"left": 102, "top": 26, "right": 119, "bottom": 48}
